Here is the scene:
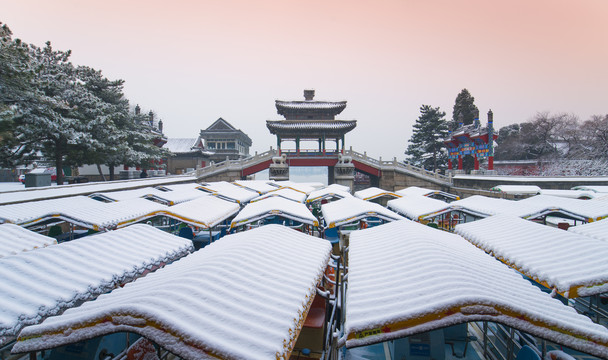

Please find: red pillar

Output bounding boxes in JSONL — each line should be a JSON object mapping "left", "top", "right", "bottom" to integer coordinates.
{"left": 488, "top": 156, "right": 494, "bottom": 170}
{"left": 448, "top": 159, "right": 453, "bottom": 170}
{"left": 458, "top": 156, "right": 463, "bottom": 170}
{"left": 474, "top": 156, "right": 479, "bottom": 170}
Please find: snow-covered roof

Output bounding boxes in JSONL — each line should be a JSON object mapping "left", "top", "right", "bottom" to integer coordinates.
{"left": 0, "top": 224, "right": 56, "bottom": 258}
{"left": 306, "top": 188, "right": 352, "bottom": 203}
{"left": 233, "top": 180, "right": 277, "bottom": 194}
{"left": 490, "top": 185, "right": 541, "bottom": 195}
{"left": 144, "top": 187, "right": 208, "bottom": 205}
{"left": 0, "top": 196, "right": 102, "bottom": 226}
{"left": 0, "top": 176, "right": 197, "bottom": 205}
{"left": 517, "top": 195, "right": 608, "bottom": 222}
{"left": 571, "top": 185, "right": 608, "bottom": 193}
{"left": 395, "top": 186, "right": 460, "bottom": 201}
{"left": 455, "top": 214, "right": 608, "bottom": 298}
{"left": 274, "top": 181, "right": 321, "bottom": 195}
{"left": 0, "top": 224, "right": 192, "bottom": 345}
{"left": 251, "top": 188, "right": 307, "bottom": 203}
{"left": 538, "top": 189, "right": 597, "bottom": 199}
{"left": 160, "top": 196, "right": 240, "bottom": 229}
{"left": 321, "top": 197, "right": 404, "bottom": 228}
{"left": 89, "top": 187, "right": 165, "bottom": 202}
{"left": 231, "top": 197, "right": 318, "bottom": 228}
{"left": 345, "top": 220, "right": 608, "bottom": 357}
{"left": 154, "top": 182, "right": 201, "bottom": 192}
{"left": 593, "top": 194, "right": 608, "bottom": 202}
{"left": 387, "top": 195, "right": 452, "bottom": 220}
{"left": 325, "top": 183, "right": 350, "bottom": 193}
{"left": 13, "top": 225, "right": 332, "bottom": 360}
{"left": 266, "top": 120, "right": 357, "bottom": 132}
{"left": 163, "top": 138, "right": 200, "bottom": 153}
{"left": 354, "top": 187, "right": 401, "bottom": 201}
{"left": 568, "top": 218, "right": 608, "bottom": 242}
{"left": 197, "top": 181, "right": 259, "bottom": 204}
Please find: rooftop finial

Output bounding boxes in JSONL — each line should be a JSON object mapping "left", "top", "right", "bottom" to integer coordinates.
{"left": 304, "top": 89, "right": 315, "bottom": 101}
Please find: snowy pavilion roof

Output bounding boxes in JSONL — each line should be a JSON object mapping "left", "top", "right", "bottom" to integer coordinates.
{"left": 0, "top": 224, "right": 56, "bottom": 258}
{"left": 231, "top": 197, "right": 318, "bottom": 228}
{"left": 197, "top": 181, "right": 259, "bottom": 204}
{"left": 387, "top": 195, "right": 452, "bottom": 220}
{"left": 163, "top": 138, "right": 203, "bottom": 154}
{"left": 353, "top": 187, "right": 401, "bottom": 201}
{"left": 160, "top": 196, "right": 240, "bottom": 229}
{"left": 275, "top": 99, "right": 347, "bottom": 113}
{"left": 344, "top": 220, "right": 608, "bottom": 357}
{"left": 455, "top": 214, "right": 608, "bottom": 298}
{"left": 13, "top": 225, "right": 332, "bottom": 360}
{"left": 0, "top": 224, "right": 192, "bottom": 345}
{"left": 321, "top": 197, "right": 403, "bottom": 228}
{"left": 143, "top": 187, "right": 208, "bottom": 205}
{"left": 0, "top": 176, "right": 197, "bottom": 205}
{"left": 89, "top": 187, "right": 165, "bottom": 202}
{"left": 266, "top": 120, "right": 357, "bottom": 135}
{"left": 569, "top": 218, "right": 608, "bottom": 242}
{"left": 395, "top": 186, "right": 460, "bottom": 201}
{"left": 306, "top": 187, "right": 352, "bottom": 204}
{"left": 250, "top": 188, "right": 307, "bottom": 203}
{"left": 233, "top": 180, "right": 278, "bottom": 194}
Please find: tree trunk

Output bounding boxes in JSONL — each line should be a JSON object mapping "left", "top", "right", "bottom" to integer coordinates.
{"left": 55, "top": 142, "right": 64, "bottom": 185}
{"left": 96, "top": 163, "right": 107, "bottom": 181}
{"left": 109, "top": 164, "right": 115, "bottom": 181}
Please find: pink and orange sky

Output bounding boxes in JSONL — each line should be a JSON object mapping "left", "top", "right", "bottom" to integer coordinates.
{"left": 3, "top": 0, "right": 607, "bottom": 159}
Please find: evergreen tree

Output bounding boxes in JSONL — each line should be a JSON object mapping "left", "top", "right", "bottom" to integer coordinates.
{"left": 405, "top": 105, "right": 449, "bottom": 172}
{"left": 450, "top": 88, "right": 479, "bottom": 131}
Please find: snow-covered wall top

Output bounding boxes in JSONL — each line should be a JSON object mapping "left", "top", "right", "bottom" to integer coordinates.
{"left": 161, "top": 195, "right": 240, "bottom": 229}
{"left": 0, "top": 224, "right": 56, "bottom": 258}
{"left": 233, "top": 180, "right": 278, "bottom": 194}
{"left": 387, "top": 195, "right": 451, "bottom": 220}
{"left": 306, "top": 188, "right": 352, "bottom": 203}
{"left": 198, "top": 181, "right": 259, "bottom": 204}
{"left": 0, "top": 176, "right": 197, "bottom": 205}
{"left": 251, "top": 188, "right": 307, "bottom": 203}
{"left": 353, "top": 187, "right": 400, "bottom": 201}
{"left": 345, "top": 220, "right": 608, "bottom": 357}
{"left": 0, "top": 224, "right": 193, "bottom": 345}
{"left": 231, "top": 196, "right": 318, "bottom": 228}
{"left": 13, "top": 225, "right": 332, "bottom": 360}
{"left": 455, "top": 214, "right": 608, "bottom": 298}
{"left": 321, "top": 197, "right": 403, "bottom": 228}
{"left": 568, "top": 218, "right": 608, "bottom": 242}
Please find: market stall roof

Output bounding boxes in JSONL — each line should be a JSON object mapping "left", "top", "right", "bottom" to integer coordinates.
{"left": 395, "top": 186, "right": 460, "bottom": 201}
{"left": 197, "top": 181, "right": 259, "bottom": 204}
{"left": 0, "top": 176, "right": 197, "bottom": 205}
{"left": 0, "top": 224, "right": 56, "bottom": 258}
{"left": 233, "top": 180, "right": 278, "bottom": 194}
{"left": 251, "top": 188, "right": 307, "bottom": 203}
{"left": 387, "top": 195, "right": 453, "bottom": 221}
{"left": 490, "top": 185, "right": 541, "bottom": 195}
{"left": 274, "top": 181, "right": 322, "bottom": 195}
{"left": 154, "top": 182, "right": 201, "bottom": 192}
{"left": 88, "top": 187, "right": 165, "bottom": 202}
{"left": 0, "top": 196, "right": 102, "bottom": 226}
{"left": 571, "top": 185, "right": 608, "bottom": 193}
{"left": 161, "top": 196, "right": 240, "bottom": 229}
{"left": 450, "top": 195, "right": 512, "bottom": 218}
{"left": 13, "top": 225, "right": 332, "bottom": 360}
{"left": 321, "top": 197, "right": 403, "bottom": 229}
{"left": 354, "top": 187, "right": 401, "bottom": 201}
{"left": 306, "top": 187, "right": 352, "bottom": 204}
{"left": 344, "top": 220, "right": 608, "bottom": 358}
{"left": 569, "top": 218, "right": 608, "bottom": 242}
{"left": 0, "top": 224, "right": 193, "bottom": 345}
{"left": 516, "top": 195, "right": 608, "bottom": 222}
{"left": 231, "top": 197, "right": 318, "bottom": 229}
{"left": 455, "top": 214, "right": 608, "bottom": 298}
{"left": 538, "top": 189, "right": 597, "bottom": 200}
{"left": 143, "top": 187, "right": 208, "bottom": 205}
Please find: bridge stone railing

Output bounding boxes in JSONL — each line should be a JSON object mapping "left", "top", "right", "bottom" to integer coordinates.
{"left": 195, "top": 148, "right": 277, "bottom": 179}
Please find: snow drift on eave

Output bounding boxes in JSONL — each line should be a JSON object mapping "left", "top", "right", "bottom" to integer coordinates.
{"left": 345, "top": 220, "right": 608, "bottom": 358}
{"left": 13, "top": 225, "right": 332, "bottom": 360}
{"left": 455, "top": 214, "right": 608, "bottom": 298}
{"left": 0, "top": 224, "right": 193, "bottom": 344}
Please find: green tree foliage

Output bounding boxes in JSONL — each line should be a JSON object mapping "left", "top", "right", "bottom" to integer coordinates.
{"left": 405, "top": 105, "right": 449, "bottom": 172}
{"left": 450, "top": 88, "right": 479, "bottom": 130}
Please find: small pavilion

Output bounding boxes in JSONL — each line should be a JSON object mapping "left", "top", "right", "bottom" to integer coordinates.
{"left": 266, "top": 89, "right": 357, "bottom": 154}
{"left": 444, "top": 110, "right": 498, "bottom": 172}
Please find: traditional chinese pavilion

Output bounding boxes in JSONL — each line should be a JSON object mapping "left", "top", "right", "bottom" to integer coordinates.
{"left": 444, "top": 110, "right": 498, "bottom": 172}
{"left": 266, "top": 90, "right": 357, "bottom": 154}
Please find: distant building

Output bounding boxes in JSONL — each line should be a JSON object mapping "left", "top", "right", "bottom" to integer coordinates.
{"left": 163, "top": 137, "right": 212, "bottom": 175}
{"left": 199, "top": 118, "right": 252, "bottom": 162}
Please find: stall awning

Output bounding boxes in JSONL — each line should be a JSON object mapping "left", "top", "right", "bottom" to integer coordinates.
{"left": 13, "top": 225, "right": 332, "bottom": 360}
{"left": 197, "top": 181, "right": 259, "bottom": 204}
{"left": 395, "top": 186, "right": 459, "bottom": 201}
{"left": 387, "top": 195, "right": 453, "bottom": 220}
{"left": 233, "top": 180, "right": 278, "bottom": 195}
{"left": 161, "top": 195, "right": 240, "bottom": 229}
{"left": 89, "top": 187, "right": 164, "bottom": 202}
{"left": 251, "top": 188, "right": 307, "bottom": 203}
{"left": 321, "top": 197, "right": 403, "bottom": 228}
{"left": 307, "top": 188, "right": 352, "bottom": 204}
{"left": 569, "top": 218, "right": 608, "bottom": 242}
{"left": 0, "top": 224, "right": 56, "bottom": 258}
{"left": 455, "top": 214, "right": 608, "bottom": 298}
{"left": 345, "top": 220, "right": 608, "bottom": 358}
{"left": 354, "top": 187, "right": 401, "bottom": 201}
{"left": 143, "top": 188, "right": 208, "bottom": 205}
{"left": 0, "top": 224, "right": 193, "bottom": 345}
{"left": 231, "top": 197, "right": 318, "bottom": 228}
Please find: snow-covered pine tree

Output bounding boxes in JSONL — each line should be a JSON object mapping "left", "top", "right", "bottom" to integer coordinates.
{"left": 405, "top": 105, "right": 449, "bottom": 172}
{"left": 450, "top": 88, "right": 479, "bottom": 131}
